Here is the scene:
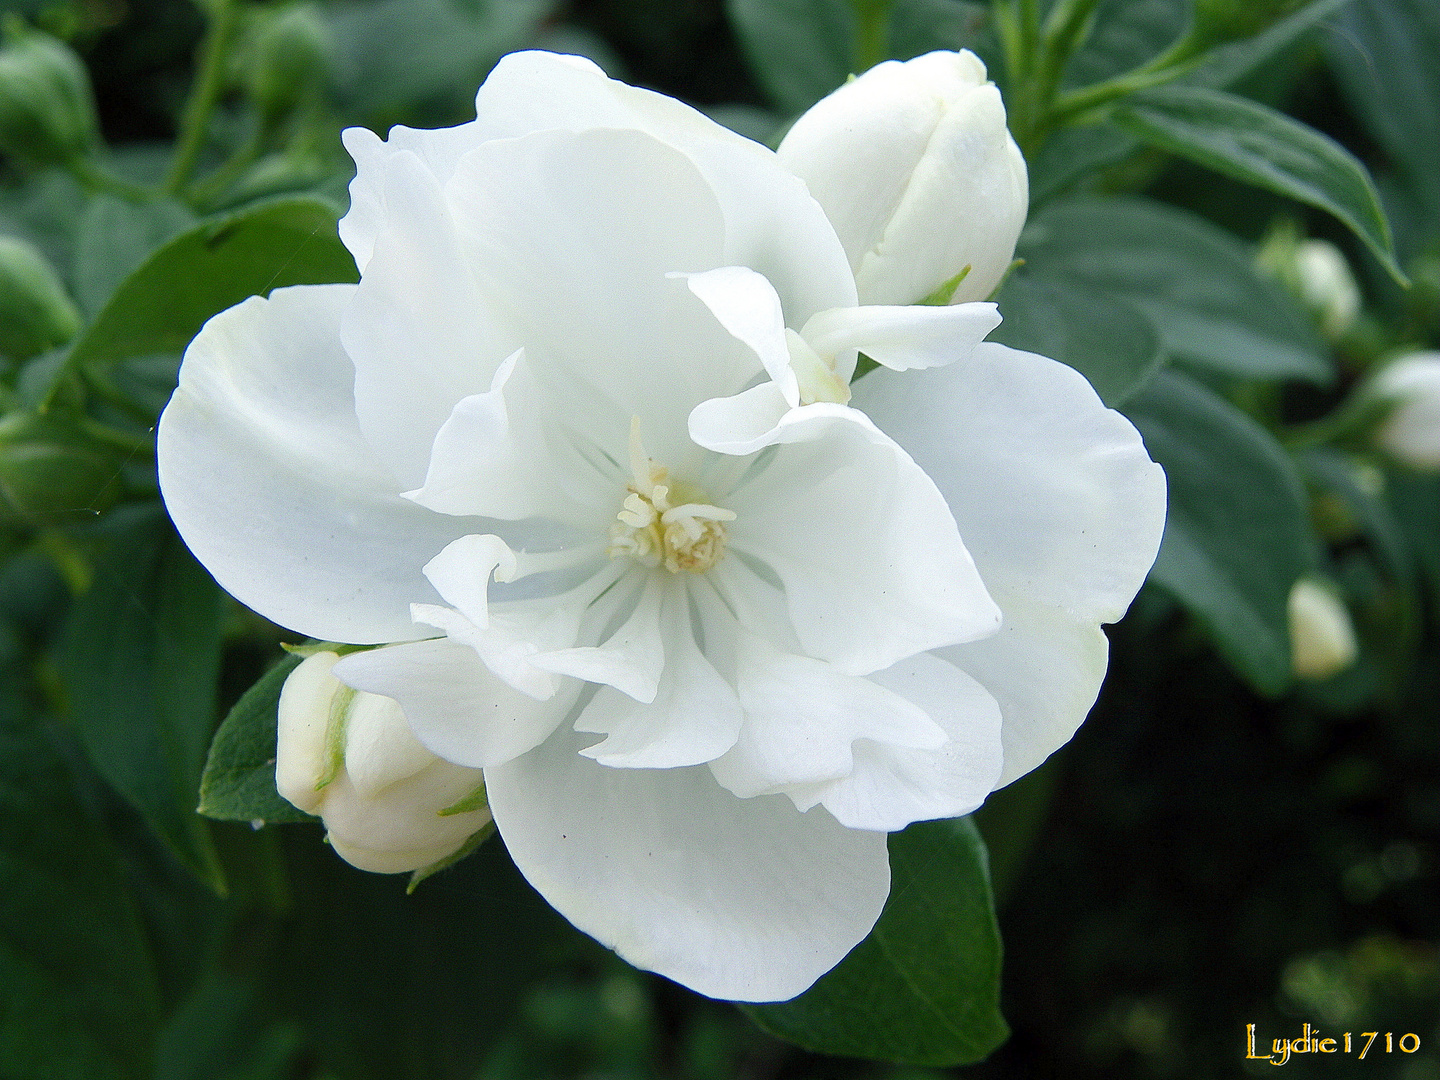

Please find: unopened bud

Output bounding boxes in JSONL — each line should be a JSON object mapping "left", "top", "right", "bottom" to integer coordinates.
{"left": 1369, "top": 351, "right": 1440, "bottom": 471}
{"left": 777, "top": 50, "right": 1028, "bottom": 307}
{"left": 243, "top": 4, "right": 332, "bottom": 127}
{"left": 276, "top": 650, "right": 489, "bottom": 874}
{"left": 1257, "top": 226, "right": 1361, "bottom": 342}
{"left": 0, "top": 411, "right": 124, "bottom": 526}
{"left": 0, "top": 234, "right": 81, "bottom": 359}
{"left": 0, "top": 17, "right": 100, "bottom": 166}
{"left": 1288, "top": 579, "right": 1357, "bottom": 681}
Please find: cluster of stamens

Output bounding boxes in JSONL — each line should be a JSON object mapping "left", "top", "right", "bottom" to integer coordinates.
{"left": 608, "top": 420, "right": 734, "bottom": 574}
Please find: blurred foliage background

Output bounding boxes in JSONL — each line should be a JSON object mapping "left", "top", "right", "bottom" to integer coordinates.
{"left": 0, "top": 0, "right": 1436, "bottom": 1077}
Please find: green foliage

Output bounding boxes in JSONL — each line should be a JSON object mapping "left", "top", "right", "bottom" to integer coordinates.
{"left": 1112, "top": 85, "right": 1405, "bottom": 282}
{"left": 198, "top": 651, "right": 313, "bottom": 825}
{"left": 59, "top": 196, "right": 355, "bottom": 380}
{"left": 1015, "top": 196, "right": 1330, "bottom": 383}
{"left": 1126, "top": 371, "right": 1318, "bottom": 695}
{"left": 744, "top": 816, "right": 1007, "bottom": 1065}
{"left": 57, "top": 504, "right": 229, "bottom": 892}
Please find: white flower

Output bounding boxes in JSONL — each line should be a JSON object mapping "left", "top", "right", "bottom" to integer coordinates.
{"left": 1287, "top": 579, "right": 1357, "bottom": 681}
{"left": 276, "top": 651, "right": 490, "bottom": 873}
{"left": 158, "top": 51, "right": 1164, "bottom": 1002}
{"left": 776, "top": 50, "right": 1028, "bottom": 306}
{"left": 1371, "top": 351, "right": 1440, "bottom": 470}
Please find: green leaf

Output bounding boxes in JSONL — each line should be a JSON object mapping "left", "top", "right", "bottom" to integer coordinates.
{"left": 743, "top": 817, "right": 1007, "bottom": 1066}
{"left": 1018, "top": 196, "right": 1331, "bottom": 383}
{"left": 991, "top": 274, "right": 1163, "bottom": 406}
{"left": 57, "top": 504, "right": 228, "bottom": 892}
{"left": 0, "top": 696, "right": 161, "bottom": 1079}
{"left": 1060, "top": 0, "right": 1185, "bottom": 89}
{"left": 71, "top": 195, "right": 196, "bottom": 320}
{"left": 198, "top": 651, "right": 314, "bottom": 825}
{"left": 727, "top": 0, "right": 856, "bottom": 114}
{"left": 1124, "top": 370, "right": 1318, "bottom": 694}
{"left": 58, "top": 196, "right": 356, "bottom": 378}
{"left": 1110, "top": 85, "right": 1406, "bottom": 283}
{"left": 1187, "top": 0, "right": 1356, "bottom": 91}
{"left": 887, "top": 0, "right": 988, "bottom": 64}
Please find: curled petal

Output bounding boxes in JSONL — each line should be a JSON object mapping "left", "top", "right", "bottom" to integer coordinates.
{"left": 800, "top": 301, "right": 1001, "bottom": 376}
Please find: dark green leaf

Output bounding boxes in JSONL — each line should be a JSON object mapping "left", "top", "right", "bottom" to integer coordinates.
{"left": 59, "top": 196, "right": 357, "bottom": 377}
{"left": 0, "top": 696, "right": 161, "bottom": 1079}
{"left": 327, "top": 0, "right": 553, "bottom": 112}
{"left": 71, "top": 195, "right": 196, "bottom": 320}
{"left": 743, "top": 817, "right": 1007, "bottom": 1066}
{"left": 1125, "top": 370, "right": 1318, "bottom": 694}
{"left": 727, "top": 0, "right": 856, "bottom": 114}
{"left": 1027, "top": 121, "right": 1138, "bottom": 205}
{"left": 198, "top": 652, "right": 314, "bottom": 825}
{"left": 1187, "top": 0, "right": 1356, "bottom": 91}
{"left": 1061, "top": 0, "right": 1185, "bottom": 89}
{"left": 888, "top": 0, "right": 988, "bottom": 63}
{"left": 1018, "top": 196, "right": 1331, "bottom": 383}
{"left": 991, "top": 274, "right": 1163, "bottom": 406}
{"left": 58, "top": 504, "right": 228, "bottom": 892}
{"left": 1111, "top": 85, "right": 1405, "bottom": 282}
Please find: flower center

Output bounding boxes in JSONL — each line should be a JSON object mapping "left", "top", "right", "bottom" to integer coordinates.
{"left": 608, "top": 420, "right": 734, "bottom": 574}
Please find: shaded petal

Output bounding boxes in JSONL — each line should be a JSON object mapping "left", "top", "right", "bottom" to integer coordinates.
{"left": 726, "top": 405, "right": 1000, "bottom": 674}
{"left": 707, "top": 622, "right": 947, "bottom": 800}
{"left": 485, "top": 725, "right": 890, "bottom": 1002}
{"left": 688, "top": 381, "right": 791, "bottom": 457}
{"left": 340, "top": 148, "right": 516, "bottom": 487}
{"left": 158, "top": 284, "right": 473, "bottom": 643}
{"left": 683, "top": 266, "right": 796, "bottom": 405}
{"left": 797, "top": 652, "right": 1004, "bottom": 831}
{"left": 853, "top": 341, "right": 1167, "bottom": 624}
{"left": 334, "top": 637, "right": 578, "bottom": 769}
{"left": 575, "top": 580, "right": 743, "bottom": 769}
{"left": 801, "top": 301, "right": 1001, "bottom": 375}
{"left": 938, "top": 592, "right": 1109, "bottom": 788}
{"left": 532, "top": 573, "right": 667, "bottom": 703}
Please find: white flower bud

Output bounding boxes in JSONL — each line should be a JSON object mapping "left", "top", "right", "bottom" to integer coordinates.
{"left": 1288, "top": 579, "right": 1357, "bottom": 681}
{"left": 1370, "top": 351, "right": 1440, "bottom": 471}
{"left": 1294, "top": 239, "right": 1360, "bottom": 341}
{"left": 276, "top": 651, "right": 489, "bottom": 874}
{"left": 776, "top": 50, "right": 1028, "bottom": 307}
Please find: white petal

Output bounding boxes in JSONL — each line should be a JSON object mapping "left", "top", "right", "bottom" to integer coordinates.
{"left": 420, "top": 534, "right": 518, "bottom": 629}
{"left": 853, "top": 341, "right": 1167, "bottom": 625}
{"left": 469, "top": 51, "right": 856, "bottom": 323}
{"left": 485, "top": 725, "right": 890, "bottom": 1001}
{"left": 800, "top": 301, "right": 1001, "bottom": 375}
{"left": 334, "top": 637, "right": 578, "bottom": 769}
{"left": 342, "top": 689, "right": 438, "bottom": 798}
{"left": 340, "top": 148, "right": 518, "bottom": 488}
{"left": 682, "top": 266, "right": 797, "bottom": 405}
{"left": 687, "top": 381, "right": 792, "bottom": 457}
{"left": 405, "top": 350, "right": 608, "bottom": 525}
{"left": 707, "top": 624, "right": 947, "bottom": 800}
{"left": 725, "top": 405, "right": 1001, "bottom": 674}
{"left": 799, "top": 652, "right": 1004, "bottom": 831}
{"left": 575, "top": 581, "right": 743, "bottom": 769}
{"left": 445, "top": 127, "right": 758, "bottom": 467}
{"left": 157, "top": 284, "right": 472, "bottom": 643}
{"left": 532, "top": 573, "right": 667, "bottom": 703}
{"left": 320, "top": 762, "right": 489, "bottom": 874}
{"left": 938, "top": 592, "right": 1109, "bottom": 788}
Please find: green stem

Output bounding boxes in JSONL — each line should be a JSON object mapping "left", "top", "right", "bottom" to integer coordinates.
{"left": 164, "top": 0, "right": 240, "bottom": 195}
{"left": 1045, "top": 33, "right": 1206, "bottom": 130}
{"left": 186, "top": 128, "right": 265, "bottom": 207}
{"left": 848, "top": 0, "right": 892, "bottom": 73}
{"left": 66, "top": 155, "right": 155, "bottom": 202}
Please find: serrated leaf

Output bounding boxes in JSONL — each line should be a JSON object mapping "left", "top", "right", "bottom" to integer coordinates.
{"left": 1017, "top": 196, "right": 1332, "bottom": 383}
{"left": 743, "top": 816, "right": 1007, "bottom": 1066}
{"left": 54, "top": 196, "right": 357, "bottom": 389}
{"left": 991, "top": 274, "right": 1164, "bottom": 405}
{"left": 198, "top": 652, "right": 314, "bottom": 825}
{"left": 1125, "top": 370, "right": 1319, "bottom": 694}
{"left": 1111, "top": 85, "right": 1405, "bottom": 282}
{"left": 57, "top": 504, "right": 228, "bottom": 892}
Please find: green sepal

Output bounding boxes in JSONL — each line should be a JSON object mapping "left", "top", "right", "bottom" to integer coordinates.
{"left": 407, "top": 821, "right": 496, "bottom": 894}
{"left": 919, "top": 264, "right": 971, "bottom": 306}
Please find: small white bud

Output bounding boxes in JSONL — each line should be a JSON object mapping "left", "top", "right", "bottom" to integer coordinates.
{"left": 276, "top": 651, "right": 489, "bottom": 874}
{"left": 1288, "top": 579, "right": 1358, "bottom": 681}
{"left": 777, "top": 50, "right": 1028, "bottom": 307}
{"left": 1370, "top": 351, "right": 1440, "bottom": 471}
{"left": 1293, "top": 239, "right": 1361, "bottom": 341}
